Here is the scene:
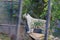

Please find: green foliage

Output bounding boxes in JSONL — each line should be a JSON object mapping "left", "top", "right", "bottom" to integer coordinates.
{"left": 4, "top": 0, "right": 60, "bottom": 20}
{"left": 51, "top": 0, "right": 60, "bottom": 35}
{"left": 23, "top": 0, "right": 60, "bottom": 20}
{"left": 55, "top": 27, "right": 60, "bottom": 30}
{"left": 32, "top": 21, "right": 44, "bottom": 28}
{"left": 0, "top": 33, "right": 10, "bottom": 40}
{"left": 52, "top": 0, "right": 60, "bottom": 20}
{"left": 4, "top": 2, "right": 18, "bottom": 18}
{"left": 34, "top": 21, "right": 44, "bottom": 27}
{"left": 23, "top": 0, "right": 48, "bottom": 19}
{"left": 23, "top": 0, "right": 60, "bottom": 35}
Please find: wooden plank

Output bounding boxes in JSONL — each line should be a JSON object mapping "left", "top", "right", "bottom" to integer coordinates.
{"left": 29, "top": 33, "right": 44, "bottom": 40}
{"left": 0, "top": 24, "right": 16, "bottom": 26}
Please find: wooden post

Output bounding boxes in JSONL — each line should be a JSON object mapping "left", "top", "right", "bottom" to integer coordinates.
{"left": 44, "top": 0, "right": 51, "bottom": 40}
{"left": 16, "top": 0, "right": 23, "bottom": 40}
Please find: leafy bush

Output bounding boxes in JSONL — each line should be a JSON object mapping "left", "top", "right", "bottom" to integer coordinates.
{"left": 32, "top": 21, "right": 45, "bottom": 29}
{"left": 0, "top": 33, "right": 10, "bottom": 40}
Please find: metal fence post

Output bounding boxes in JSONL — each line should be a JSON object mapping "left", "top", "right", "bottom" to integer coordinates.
{"left": 44, "top": 0, "right": 51, "bottom": 40}
{"left": 16, "top": 0, "right": 23, "bottom": 40}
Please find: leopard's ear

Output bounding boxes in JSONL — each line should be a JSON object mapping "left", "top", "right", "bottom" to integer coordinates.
{"left": 27, "top": 13, "right": 30, "bottom": 15}
{"left": 25, "top": 13, "right": 27, "bottom": 15}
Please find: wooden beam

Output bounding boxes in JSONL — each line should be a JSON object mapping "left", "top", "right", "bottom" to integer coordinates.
{"left": 0, "top": 24, "right": 16, "bottom": 26}
{"left": 29, "top": 33, "right": 44, "bottom": 40}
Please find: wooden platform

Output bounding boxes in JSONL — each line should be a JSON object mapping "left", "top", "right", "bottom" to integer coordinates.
{"left": 29, "top": 33, "right": 44, "bottom": 40}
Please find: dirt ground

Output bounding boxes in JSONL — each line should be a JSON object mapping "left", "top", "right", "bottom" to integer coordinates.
{"left": 19, "top": 24, "right": 33, "bottom": 40}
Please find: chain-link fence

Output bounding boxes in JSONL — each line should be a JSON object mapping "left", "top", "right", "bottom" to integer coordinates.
{"left": 0, "top": 1, "right": 19, "bottom": 36}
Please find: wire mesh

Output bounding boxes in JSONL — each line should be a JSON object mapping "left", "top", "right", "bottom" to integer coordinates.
{"left": 0, "top": 0, "right": 19, "bottom": 36}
